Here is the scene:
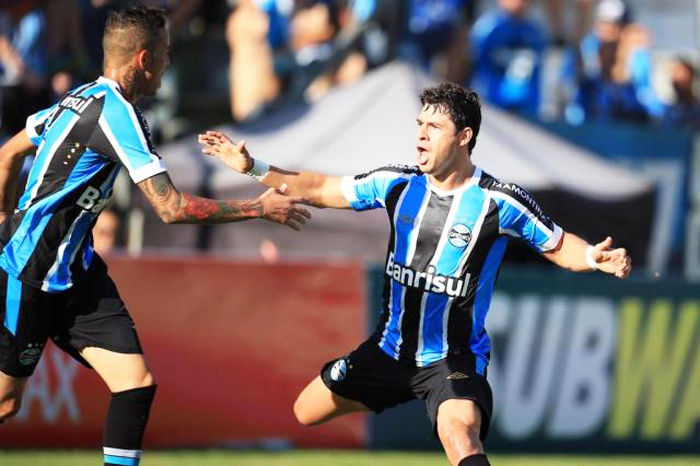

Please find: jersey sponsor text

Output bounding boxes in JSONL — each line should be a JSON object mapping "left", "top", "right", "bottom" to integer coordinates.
{"left": 385, "top": 252, "right": 470, "bottom": 297}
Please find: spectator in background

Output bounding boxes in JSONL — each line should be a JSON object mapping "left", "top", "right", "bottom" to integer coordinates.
{"left": 0, "top": 1, "right": 49, "bottom": 138}
{"left": 470, "top": 0, "right": 546, "bottom": 115}
{"left": 662, "top": 57, "right": 700, "bottom": 131}
{"left": 543, "top": 0, "right": 595, "bottom": 47}
{"left": 227, "top": 0, "right": 375, "bottom": 121}
{"left": 45, "top": 0, "right": 90, "bottom": 80}
{"left": 561, "top": 0, "right": 662, "bottom": 124}
{"left": 227, "top": 0, "right": 284, "bottom": 120}
{"left": 402, "top": 0, "right": 473, "bottom": 82}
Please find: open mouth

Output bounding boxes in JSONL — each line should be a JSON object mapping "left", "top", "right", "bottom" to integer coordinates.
{"left": 417, "top": 147, "right": 428, "bottom": 165}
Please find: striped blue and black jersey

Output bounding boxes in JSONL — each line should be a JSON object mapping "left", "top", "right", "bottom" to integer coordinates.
{"left": 341, "top": 165, "right": 562, "bottom": 372}
{"left": 0, "top": 76, "right": 167, "bottom": 292}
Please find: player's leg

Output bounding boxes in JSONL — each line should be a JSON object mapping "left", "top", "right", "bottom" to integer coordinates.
{"left": 436, "top": 399, "right": 489, "bottom": 466}
{"left": 80, "top": 347, "right": 154, "bottom": 392}
{"left": 79, "top": 348, "right": 156, "bottom": 466}
{"left": 0, "top": 270, "right": 51, "bottom": 424}
{"left": 293, "top": 375, "right": 369, "bottom": 425}
{"left": 55, "top": 261, "right": 155, "bottom": 466}
{"left": 422, "top": 355, "right": 493, "bottom": 466}
{"left": 0, "top": 371, "right": 26, "bottom": 423}
{"left": 295, "top": 339, "right": 414, "bottom": 426}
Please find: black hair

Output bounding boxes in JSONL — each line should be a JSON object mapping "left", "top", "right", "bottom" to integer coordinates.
{"left": 420, "top": 83, "right": 481, "bottom": 153}
{"left": 103, "top": 6, "right": 167, "bottom": 60}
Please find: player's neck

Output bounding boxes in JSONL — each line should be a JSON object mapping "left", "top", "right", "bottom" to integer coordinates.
{"left": 103, "top": 66, "right": 142, "bottom": 104}
{"left": 428, "top": 159, "right": 475, "bottom": 192}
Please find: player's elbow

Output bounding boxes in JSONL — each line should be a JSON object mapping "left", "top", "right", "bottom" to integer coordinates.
{"left": 158, "top": 212, "right": 180, "bottom": 224}
{"left": 153, "top": 203, "right": 185, "bottom": 224}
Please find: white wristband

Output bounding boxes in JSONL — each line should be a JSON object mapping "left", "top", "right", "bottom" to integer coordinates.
{"left": 585, "top": 246, "right": 598, "bottom": 271}
{"left": 246, "top": 158, "right": 270, "bottom": 182}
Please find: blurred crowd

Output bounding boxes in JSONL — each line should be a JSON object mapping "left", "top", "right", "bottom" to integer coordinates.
{"left": 1, "top": 0, "right": 699, "bottom": 146}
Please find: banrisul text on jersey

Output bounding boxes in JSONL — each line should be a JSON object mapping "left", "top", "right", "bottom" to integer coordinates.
{"left": 341, "top": 165, "right": 562, "bottom": 371}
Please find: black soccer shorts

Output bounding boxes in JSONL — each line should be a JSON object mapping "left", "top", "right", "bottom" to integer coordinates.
{"left": 321, "top": 337, "right": 493, "bottom": 441}
{"left": 0, "top": 257, "right": 143, "bottom": 378}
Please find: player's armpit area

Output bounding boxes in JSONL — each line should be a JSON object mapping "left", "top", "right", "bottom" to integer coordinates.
{"left": 137, "top": 172, "right": 262, "bottom": 224}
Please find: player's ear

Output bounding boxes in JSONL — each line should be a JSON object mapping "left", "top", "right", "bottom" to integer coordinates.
{"left": 135, "top": 49, "right": 149, "bottom": 70}
{"left": 458, "top": 127, "right": 473, "bottom": 148}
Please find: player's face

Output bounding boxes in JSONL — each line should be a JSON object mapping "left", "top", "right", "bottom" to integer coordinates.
{"left": 416, "top": 105, "right": 465, "bottom": 178}
{"left": 143, "top": 28, "right": 170, "bottom": 96}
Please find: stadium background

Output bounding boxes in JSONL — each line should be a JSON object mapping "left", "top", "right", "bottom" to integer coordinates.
{"left": 1, "top": 0, "right": 700, "bottom": 464}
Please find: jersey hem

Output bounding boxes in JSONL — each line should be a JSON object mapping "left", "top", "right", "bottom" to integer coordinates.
{"left": 0, "top": 263, "right": 73, "bottom": 293}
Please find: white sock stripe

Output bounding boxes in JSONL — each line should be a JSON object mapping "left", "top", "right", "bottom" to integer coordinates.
{"left": 103, "top": 447, "right": 142, "bottom": 458}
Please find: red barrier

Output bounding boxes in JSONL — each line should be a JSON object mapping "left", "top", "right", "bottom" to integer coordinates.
{"left": 1, "top": 256, "right": 367, "bottom": 448}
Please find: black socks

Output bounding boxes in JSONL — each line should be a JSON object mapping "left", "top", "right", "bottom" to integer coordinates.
{"left": 103, "top": 385, "right": 157, "bottom": 466}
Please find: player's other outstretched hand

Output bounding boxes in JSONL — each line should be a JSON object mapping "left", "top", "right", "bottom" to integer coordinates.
{"left": 257, "top": 184, "right": 311, "bottom": 231}
{"left": 591, "top": 236, "right": 631, "bottom": 279}
{"left": 198, "top": 131, "right": 252, "bottom": 174}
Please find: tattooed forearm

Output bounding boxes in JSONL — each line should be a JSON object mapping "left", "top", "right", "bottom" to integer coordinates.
{"left": 179, "top": 194, "right": 263, "bottom": 223}
{"left": 138, "top": 173, "right": 263, "bottom": 224}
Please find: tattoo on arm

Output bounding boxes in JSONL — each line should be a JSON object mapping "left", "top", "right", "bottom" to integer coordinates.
{"left": 180, "top": 194, "right": 263, "bottom": 222}
{"left": 138, "top": 173, "right": 263, "bottom": 224}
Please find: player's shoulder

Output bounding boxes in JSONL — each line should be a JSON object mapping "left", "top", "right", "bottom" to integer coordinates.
{"left": 101, "top": 85, "right": 129, "bottom": 108}
{"left": 353, "top": 164, "right": 422, "bottom": 181}
{"left": 481, "top": 172, "right": 536, "bottom": 206}
{"left": 481, "top": 172, "right": 554, "bottom": 226}
{"left": 91, "top": 78, "right": 134, "bottom": 112}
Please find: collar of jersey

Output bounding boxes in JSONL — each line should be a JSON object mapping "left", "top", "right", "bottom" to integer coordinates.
{"left": 97, "top": 76, "right": 123, "bottom": 94}
{"left": 427, "top": 166, "right": 482, "bottom": 197}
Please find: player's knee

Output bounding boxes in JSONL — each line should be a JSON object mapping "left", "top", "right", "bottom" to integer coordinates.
{"left": 437, "top": 413, "right": 482, "bottom": 455}
{"left": 438, "top": 420, "right": 481, "bottom": 456}
{"left": 293, "top": 396, "right": 316, "bottom": 426}
{"left": 0, "top": 396, "right": 22, "bottom": 421}
{"left": 139, "top": 372, "right": 156, "bottom": 388}
{"left": 120, "top": 371, "right": 156, "bottom": 392}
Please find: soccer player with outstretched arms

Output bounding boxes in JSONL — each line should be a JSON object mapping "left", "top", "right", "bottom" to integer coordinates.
{"left": 199, "top": 82, "right": 630, "bottom": 466}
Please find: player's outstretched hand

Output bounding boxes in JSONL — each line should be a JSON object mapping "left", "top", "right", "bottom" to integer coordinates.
{"left": 257, "top": 184, "right": 311, "bottom": 231}
{"left": 590, "top": 236, "right": 631, "bottom": 278}
{"left": 198, "top": 131, "right": 252, "bottom": 174}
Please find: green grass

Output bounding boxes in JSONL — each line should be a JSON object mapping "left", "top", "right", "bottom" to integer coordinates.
{"left": 0, "top": 450, "right": 699, "bottom": 466}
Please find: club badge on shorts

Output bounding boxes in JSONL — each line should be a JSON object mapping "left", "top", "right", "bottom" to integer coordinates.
{"left": 330, "top": 358, "right": 348, "bottom": 382}
{"left": 19, "top": 343, "right": 43, "bottom": 366}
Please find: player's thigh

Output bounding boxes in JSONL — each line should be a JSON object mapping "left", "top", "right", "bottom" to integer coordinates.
{"left": 0, "top": 270, "right": 53, "bottom": 380}
{"left": 294, "top": 375, "right": 370, "bottom": 425}
{"left": 80, "top": 347, "right": 154, "bottom": 393}
{"left": 56, "top": 263, "right": 153, "bottom": 392}
{"left": 421, "top": 356, "right": 493, "bottom": 442}
{"left": 437, "top": 398, "right": 482, "bottom": 432}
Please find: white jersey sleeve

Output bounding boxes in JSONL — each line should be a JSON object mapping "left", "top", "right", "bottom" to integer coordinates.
{"left": 97, "top": 92, "right": 167, "bottom": 183}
